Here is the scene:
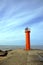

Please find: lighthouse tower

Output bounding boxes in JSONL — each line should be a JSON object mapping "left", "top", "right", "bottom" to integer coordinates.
{"left": 25, "top": 27, "right": 30, "bottom": 50}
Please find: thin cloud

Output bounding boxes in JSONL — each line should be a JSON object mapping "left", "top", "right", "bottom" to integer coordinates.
{"left": 0, "top": 0, "right": 43, "bottom": 45}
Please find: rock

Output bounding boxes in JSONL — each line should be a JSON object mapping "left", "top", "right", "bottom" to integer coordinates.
{"left": 0, "top": 50, "right": 8, "bottom": 57}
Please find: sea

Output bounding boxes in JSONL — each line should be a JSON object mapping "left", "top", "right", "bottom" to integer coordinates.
{"left": 0, "top": 45, "right": 43, "bottom": 51}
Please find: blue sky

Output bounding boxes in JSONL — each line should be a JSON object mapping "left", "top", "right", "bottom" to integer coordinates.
{"left": 0, "top": 0, "right": 43, "bottom": 45}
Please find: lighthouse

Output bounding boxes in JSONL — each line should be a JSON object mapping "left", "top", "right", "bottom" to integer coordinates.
{"left": 25, "top": 27, "right": 30, "bottom": 50}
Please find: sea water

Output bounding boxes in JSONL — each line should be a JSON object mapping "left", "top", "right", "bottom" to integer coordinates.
{"left": 0, "top": 45, "right": 43, "bottom": 51}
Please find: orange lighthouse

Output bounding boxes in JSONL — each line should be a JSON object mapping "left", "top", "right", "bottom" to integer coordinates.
{"left": 25, "top": 27, "right": 30, "bottom": 50}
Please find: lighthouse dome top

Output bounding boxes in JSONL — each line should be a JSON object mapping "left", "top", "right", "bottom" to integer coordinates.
{"left": 25, "top": 27, "right": 30, "bottom": 31}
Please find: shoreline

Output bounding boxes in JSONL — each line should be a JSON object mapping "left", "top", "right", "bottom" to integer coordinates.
{"left": 0, "top": 49, "right": 43, "bottom": 65}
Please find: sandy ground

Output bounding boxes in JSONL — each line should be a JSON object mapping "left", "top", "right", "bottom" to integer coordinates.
{"left": 0, "top": 49, "right": 43, "bottom": 65}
